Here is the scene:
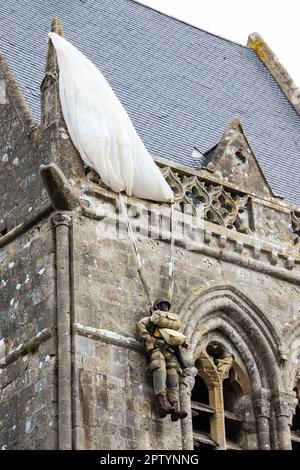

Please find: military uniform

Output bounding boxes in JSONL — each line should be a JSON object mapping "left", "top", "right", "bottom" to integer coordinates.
{"left": 137, "top": 315, "right": 181, "bottom": 403}
{"left": 137, "top": 301, "right": 187, "bottom": 421}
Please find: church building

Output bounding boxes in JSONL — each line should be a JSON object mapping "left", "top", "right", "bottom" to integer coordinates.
{"left": 1, "top": 0, "right": 300, "bottom": 450}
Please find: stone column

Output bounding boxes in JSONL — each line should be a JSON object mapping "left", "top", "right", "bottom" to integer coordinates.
{"left": 195, "top": 349, "right": 233, "bottom": 450}
{"left": 252, "top": 389, "right": 271, "bottom": 450}
{"left": 52, "top": 213, "right": 73, "bottom": 450}
{"left": 273, "top": 392, "right": 298, "bottom": 450}
{"left": 208, "top": 381, "right": 226, "bottom": 450}
{"left": 179, "top": 367, "right": 198, "bottom": 450}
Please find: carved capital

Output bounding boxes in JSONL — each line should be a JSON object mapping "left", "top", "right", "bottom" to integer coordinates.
{"left": 195, "top": 348, "right": 221, "bottom": 388}
{"left": 215, "top": 354, "right": 234, "bottom": 382}
{"left": 272, "top": 391, "right": 298, "bottom": 423}
{"left": 52, "top": 212, "right": 72, "bottom": 229}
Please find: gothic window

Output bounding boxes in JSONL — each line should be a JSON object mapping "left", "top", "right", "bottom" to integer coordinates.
{"left": 291, "top": 387, "right": 300, "bottom": 450}
{"left": 192, "top": 342, "right": 251, "bottom": 450}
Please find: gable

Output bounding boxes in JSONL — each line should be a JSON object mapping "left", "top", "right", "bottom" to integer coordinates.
{"left": 201, "top": 119, "right": 276, "bottom": 200}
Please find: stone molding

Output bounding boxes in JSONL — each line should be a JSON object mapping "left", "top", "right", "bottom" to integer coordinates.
{"left": 0, "top": 328, "right": 53, "bottom": 368}
{"left": 74, "top": 323, "right": 142, "bottom": 351}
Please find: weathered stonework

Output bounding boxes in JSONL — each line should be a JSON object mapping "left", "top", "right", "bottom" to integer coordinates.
{"left": 248, "top": 33, "right": 300, "bottom": 117}
{"left": 1, "top": 20, "right": 300, "bottom": 451}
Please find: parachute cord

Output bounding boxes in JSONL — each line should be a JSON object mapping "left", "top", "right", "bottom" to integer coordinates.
{"left": 168, "top": 202, "right": 175, "bottom": 303}
{"left": 119, "top": 193, "right": 152, "bottom": 307}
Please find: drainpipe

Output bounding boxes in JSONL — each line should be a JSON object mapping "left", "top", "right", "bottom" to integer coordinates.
{"left": 52, "top": 212, "right": 73, "bottom": 450}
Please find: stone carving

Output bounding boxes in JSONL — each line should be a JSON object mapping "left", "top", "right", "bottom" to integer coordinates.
{"left": 215, "top": 353, "right": 234, "bottom": 382}
{"left": 195, "top": 348, "right": 233, "bottom": 386}
{"left": 291, "top": 211, "right": 300, "bottom": 245}
{"left": 195, "top": 348, "right": 221, "bottom": 387}
{"left": 160, "top": 166, "right": 251, "bottom": 234}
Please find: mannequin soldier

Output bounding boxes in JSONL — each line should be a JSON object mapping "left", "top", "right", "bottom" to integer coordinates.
{"left": 137, "top": 299, "right": 188, "bottom": 421}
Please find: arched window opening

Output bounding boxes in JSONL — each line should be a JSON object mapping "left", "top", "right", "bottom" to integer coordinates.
{"left": 191, "top": 375, "right": 216, "bottom": 450}
{"left": 192, "top": 375, "right": 209, "bottom": 405}
{"left": 223, "top": 376, "right": 244, "bottom": 450}
{"left": 291, "top": 387, "right": 300, "bottom": 450}
{"left": 193, "top": 343, "right": 251, "bottom": 450}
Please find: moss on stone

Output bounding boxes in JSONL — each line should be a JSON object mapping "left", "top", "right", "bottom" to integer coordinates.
{"left": 20, "top": 341, "right": 39, "bottom": 356}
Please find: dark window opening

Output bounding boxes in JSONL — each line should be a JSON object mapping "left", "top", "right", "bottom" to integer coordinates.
{"left": 206, "top": 341, "right": 226, "bottom": 361}
{"left": 234, "top": 151, "right": 246, "bottom": 165}
{"left": 192, "top": 409, "right": 210, "bottom": 434}
{"left": 223, "top": 377, "right": 238, "bottom": 411}
{"left": 225, "top": 417, "right": 242, "bottom": 442}
{"left": 192, "top": 375, "right": 209, "bottom": 405}
{"left": 191, "top": 375, "right": 214, "bottom": 450}
{"left": 223, "top": 377, "right": 243, "bottom": 449}
{"left": 291, "top": 392, "right": 300, "bottom": 450}
{"left": 292, "top": 439, "right": 300, "bottom": 450}
{"left": 291, "top": 404, "right": 300, "bottom": 433}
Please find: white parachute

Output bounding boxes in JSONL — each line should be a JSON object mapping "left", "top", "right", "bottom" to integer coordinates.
{"left": 48, "top": 33, "right": 174, "bottom": 203}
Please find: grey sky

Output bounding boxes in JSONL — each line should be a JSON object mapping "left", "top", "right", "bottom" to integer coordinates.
{"left": 138, "top": 0, "right": 300, "bottom": 88}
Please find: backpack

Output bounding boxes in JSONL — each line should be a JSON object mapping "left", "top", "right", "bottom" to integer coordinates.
{"left": 150, "top": 310, "right": 181, "bottom": 331}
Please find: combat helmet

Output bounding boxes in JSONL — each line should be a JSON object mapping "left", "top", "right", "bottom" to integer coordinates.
{"left": 153, "top": 298, "right": 171, "bottom": 311}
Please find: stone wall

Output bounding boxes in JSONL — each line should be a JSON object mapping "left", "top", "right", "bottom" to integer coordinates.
{"left": 0, "top": 219, "right": 57, "bottom": 449}
{"left": 0, "top": 60, "right": 47, "bottom": 233}
{"left": 68, "top": 183, "right": 300, "bottom": 449}
{"left": 1, "top": 168, "right": 300, "bottom": 449}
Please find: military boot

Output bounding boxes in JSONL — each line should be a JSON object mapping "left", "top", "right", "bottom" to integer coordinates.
{"left": 154, "top": 393, "right": 174, "bottom": 418}
{"left": 170, "top": 402, "right": 187, "bottom": 421}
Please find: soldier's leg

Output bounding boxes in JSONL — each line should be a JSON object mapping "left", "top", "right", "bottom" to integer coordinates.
{"left": 166, "top": 352, "right": 187, "bottom": 422}
{"left": 149, "top": 348, "right": 173, "bottom": 417}
{"left": 165, "top": 352, "right": 180, "bottom": 403}
{"left": 149, "top": 348, "right": 166, "bottom": 396}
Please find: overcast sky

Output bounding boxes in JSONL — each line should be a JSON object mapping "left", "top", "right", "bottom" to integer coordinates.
{"left": 139, "top": 0, "right": 300, "bottom": 88}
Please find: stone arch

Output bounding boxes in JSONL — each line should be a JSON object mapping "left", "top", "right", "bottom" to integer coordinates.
{"left": 282, "top": 319, "right": 300, "bottom": 392}
{"left": 181, "top": 284, "right": 284, "bottom": 391}
{"left": 229, "top": 358, "right": 252, "bottom": 396}
{"left": 179, "top": 284, "right": 294, "bottom": 450}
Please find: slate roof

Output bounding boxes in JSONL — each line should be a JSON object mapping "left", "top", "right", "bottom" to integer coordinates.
{"left": 1, "top": 0, "right": 300, "bottom": 205}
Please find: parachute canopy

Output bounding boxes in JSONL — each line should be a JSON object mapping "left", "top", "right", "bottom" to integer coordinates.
{"left": 48, "top": 33, "right": 174, "bottom": 203}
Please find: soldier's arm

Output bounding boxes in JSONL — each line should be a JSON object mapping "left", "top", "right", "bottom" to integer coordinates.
{"left": 137, "top": 316, "right": 153, "bottom": 342}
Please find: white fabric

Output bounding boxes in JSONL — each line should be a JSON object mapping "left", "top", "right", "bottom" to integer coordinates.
{"left": 158, "top": 328, "right": 186, "bottom": 347}
{"left": 48, "top": 33, "right": 174, "bottom": 203}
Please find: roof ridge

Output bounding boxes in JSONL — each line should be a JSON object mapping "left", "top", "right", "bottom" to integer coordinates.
{"left": 132, "top": 0, "right": 250, "bottom": 50}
